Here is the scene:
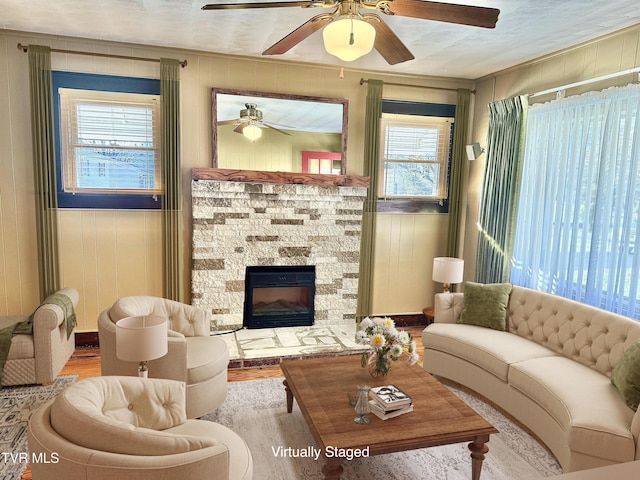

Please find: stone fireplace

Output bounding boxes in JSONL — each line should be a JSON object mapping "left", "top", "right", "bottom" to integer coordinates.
{"left": 191, "top": 168, "right": 369, "bottom": 330}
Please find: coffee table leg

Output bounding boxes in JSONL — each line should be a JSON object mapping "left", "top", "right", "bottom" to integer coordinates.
{"left": 321, "top": 456, "right": 343, "bottom": 480}
{"left": 283, "top": 379, "right": 294, "bottom": 413}
{"left": 468, "top": 434, "right": 490, "bottom": 480}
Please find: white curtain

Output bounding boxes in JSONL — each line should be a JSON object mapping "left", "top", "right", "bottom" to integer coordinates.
{"left": 511, "top": 83, "right": 640, "bottom": 319}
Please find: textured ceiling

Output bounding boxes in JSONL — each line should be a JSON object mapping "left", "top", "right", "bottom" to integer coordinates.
{"left": 1, "top": 0, "right": 640, "bottom": 79}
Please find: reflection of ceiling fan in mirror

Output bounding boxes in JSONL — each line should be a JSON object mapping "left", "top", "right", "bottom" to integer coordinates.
{"left": 218, "top": 103, "right": 293, "bottom": 141}
{"left": 202, "top": 0, "right": 499, "bottom": 65}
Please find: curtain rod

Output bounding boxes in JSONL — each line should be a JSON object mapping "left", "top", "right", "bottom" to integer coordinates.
{"left": 530, "top": 67, "right": 640, "bottom": 98}
{"left": 17, "top": 43, "right": 188, "bottom": 68}
{"left": 360, "top": 77, "right": 475, "bottom": 94}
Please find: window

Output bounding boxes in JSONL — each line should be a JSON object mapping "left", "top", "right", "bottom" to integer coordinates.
{"left": 379, "top": 115, "right": 452, "bottom": 199}
{"left": 53, "top": 72, "right": 161, "bottom": 209}
{"left": 377, "top": 100, "right": 455, "bottom": 213}
{"left": 511, "top": 84, "right": 640, "bottom": 319}
{"left": 59, "top": 88, "right": 161, "bottom": 195}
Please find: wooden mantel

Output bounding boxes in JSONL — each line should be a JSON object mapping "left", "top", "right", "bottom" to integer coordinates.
{"left": 192, "top": 168, "right": 370, "bottom": 188}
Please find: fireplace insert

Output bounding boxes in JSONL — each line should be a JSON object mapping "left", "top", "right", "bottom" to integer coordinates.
{"left": 243, "top": 265, "right": 315, "bottom": 329}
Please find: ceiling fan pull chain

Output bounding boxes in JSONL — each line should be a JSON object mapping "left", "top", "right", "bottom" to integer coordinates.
{"left": 349, "top": 16, "right": 355, "bottom": 45}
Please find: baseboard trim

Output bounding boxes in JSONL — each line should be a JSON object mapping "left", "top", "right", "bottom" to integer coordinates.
{"left": 75, "top": 331, "right": 99, "bottom": 348}
{"left": 385, "top": 313, "right": 429, "bottom": 327}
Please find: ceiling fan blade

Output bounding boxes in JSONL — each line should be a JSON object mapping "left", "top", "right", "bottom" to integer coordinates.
{"left": 202, "top": 1, "right": 312, "bottom": 11}
{"left": 383, "top": 0, "right": 499, "bottom": 29}
{"left": 364, "top": 15, "right": 414, "bottom": 65}
{"left": 264, "top": 123, "right": 292, "bottom": 136}
{"left": 218, "top": 119, "right": 239, "bottom": 126}
{"left": 233, "top": 124, "right": 247, "bottom": 134}
{"left": 263, "top": 14, "right": 331, "bottom": 55}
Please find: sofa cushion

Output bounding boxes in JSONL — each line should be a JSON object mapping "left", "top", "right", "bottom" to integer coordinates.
{"left": 51, "top": 376, "right": 216, "bottom": 456}
{"left": 7, "top": 334, "right": 34, "bottom": 360}
{"left": 186, "top": 336, "right": 229, "bottom": 384}
{"left": 459, "top": 282, "right": 512, "bottom": 331}
{"left": 611, "top": 338, "right": 640, "bottom": 411}
{"left": 509, "top": 356, "right": 635, "bottom": 463}
{"left": 423, "top": 323, "right": 558, "bottom": 381}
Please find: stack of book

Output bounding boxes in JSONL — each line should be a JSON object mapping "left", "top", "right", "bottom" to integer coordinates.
{"left": 368, "top": 384, "right": 413, "bottom": 420}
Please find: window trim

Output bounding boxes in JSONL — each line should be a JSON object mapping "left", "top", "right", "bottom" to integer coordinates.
{"left": 377, "top": 100, "right": 455, "bottom": 214}
{"left": 379, "top": 115, "right": 453, "bottom": 200}
{"left": 52, "top": 71, "right": 162, "bottom": 209}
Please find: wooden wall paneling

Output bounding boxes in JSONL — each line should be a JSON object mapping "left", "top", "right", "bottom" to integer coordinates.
{"left": 77, "top": 211, "right": 99, "bottom": 331}
{"left": 144, "top": 211, "right": 163, "bottom": 296}
{"left": 2, "top": 34, "right": 40, "bottom": 315}
{"left": 114, "top": 212, "right": 149, "bottom": 296}
{"left": 372, "top": 213, "right": 448, "bottom": 315}
{"left": 0, "top": 36, "right": 13, "bottom": 315}
{"left": 371, "top": 213, "right": 394, "bottom": 313}
{"left": 94, "top": 211, "right": 119, "bottom": 327}
{"left": 395, "top": 214, "right": 418, "bottom": 309}
{"left": 594, "top": 35, "right": 627, "bottom": 77}
{"left": 58, "top": 210, "right": 87, "bottom": 329}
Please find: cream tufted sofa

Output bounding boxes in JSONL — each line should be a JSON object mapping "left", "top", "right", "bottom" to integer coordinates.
{"left": 422, "top": 286, "right": 640, "bottom": 473}
{"left": 28, "top": 376, "right": 252, "bottom": 480}
{"left": 98, "top": 296, "right": 229, "bottom": 418}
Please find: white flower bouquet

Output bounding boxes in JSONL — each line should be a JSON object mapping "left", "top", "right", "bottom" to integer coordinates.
{"left": 357, "top": 316, "right": 418, "bottom": 377}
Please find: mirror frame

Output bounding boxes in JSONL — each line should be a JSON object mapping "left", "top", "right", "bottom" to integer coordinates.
{"left": 211, "top": 87, "right": 349, "bottom": 175}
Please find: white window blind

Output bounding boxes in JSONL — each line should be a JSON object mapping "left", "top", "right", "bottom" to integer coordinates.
{"left": 59, "top": 88, "right": 162, "bottom": 195}
{"left": 379, "top": 115, "right": 453, "bottom": 198}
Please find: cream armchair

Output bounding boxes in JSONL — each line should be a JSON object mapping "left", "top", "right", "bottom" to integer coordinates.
{"left": 28, "top": 376, "right": 253, "bottom": 480}
{"left": 98, "top": 296, "right": 229, "bottom": 418}
{"left": 0, "top": 287, "right": 78, "bottom": 386}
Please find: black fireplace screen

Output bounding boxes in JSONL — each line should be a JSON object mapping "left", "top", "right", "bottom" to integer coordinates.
{"left": 243, "top": 265, "right": 315, "bottom": 329}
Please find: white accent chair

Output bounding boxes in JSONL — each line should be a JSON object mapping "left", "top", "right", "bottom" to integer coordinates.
{"left": 0, "top": 288, "right": 77, "bottom": 386}
{"left": 28, "top": 376, "right": 253, "bottom": 480}
{"left": 98, "top": 296, "right": 229, "bottom": 418}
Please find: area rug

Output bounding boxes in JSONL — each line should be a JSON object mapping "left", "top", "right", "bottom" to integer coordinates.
{"left": 204, "top": 377, "right": 563, "bottom": 479}
{"left": 0, "top": 375, "right": 77, "bottom": 479}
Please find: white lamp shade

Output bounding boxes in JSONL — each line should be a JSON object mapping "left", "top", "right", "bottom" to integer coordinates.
{"left": 323, "top": 17, "right": 376, "bottom": 62}
{"left": 432, "top": 257, "right": 464, "bottom": 284}
{"left": 116, "top": 315, "right": 168, "bottom": 363}
{"left": 243, "top": 123, "right": 262, "bottom": 141}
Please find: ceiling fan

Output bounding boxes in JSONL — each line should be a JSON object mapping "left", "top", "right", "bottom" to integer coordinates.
{"left": 202, "top": 0, "right": 500, "bottom": 65}
{"left": 218, "top": 103, "right": 292, "bottom": 140}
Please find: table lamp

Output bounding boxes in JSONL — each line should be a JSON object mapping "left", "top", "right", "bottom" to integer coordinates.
{"left": 433, "top": 257, "right": 464, "bottom": 293}
{"left": 116, "top": 315, "right": 168, "bottom": 377}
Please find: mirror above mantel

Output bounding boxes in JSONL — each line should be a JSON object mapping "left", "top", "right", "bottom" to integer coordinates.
{"left": 212, "top": 88, "right": 349, "bottom": 175}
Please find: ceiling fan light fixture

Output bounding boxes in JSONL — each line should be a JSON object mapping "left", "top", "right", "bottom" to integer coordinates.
{"left": 243, "top": 123, "right": 262, "bottom": 141}
{"left": 323, "top": 16, "right": 376, "bottom": 62}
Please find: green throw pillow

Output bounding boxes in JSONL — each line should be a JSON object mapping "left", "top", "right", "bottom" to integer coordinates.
{"left": 611, "top": 339, "right": 640, "bottom": 411}
{"left": 458, "top": 282, "right": 513, "bottom": 331}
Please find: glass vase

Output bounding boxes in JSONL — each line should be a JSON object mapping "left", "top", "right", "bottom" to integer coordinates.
{"left": 368, "top": 352, "right": 393, "bottom": 378}
{"left": 354, "top": 385, "right": 371, "bottom": 424}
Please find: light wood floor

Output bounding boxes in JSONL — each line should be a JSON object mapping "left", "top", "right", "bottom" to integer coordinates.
{"left": 21, "top": 326, "right": 425, "bottom": 480}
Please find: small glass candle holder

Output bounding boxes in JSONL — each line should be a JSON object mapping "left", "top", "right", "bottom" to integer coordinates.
{"left": 354, "top": 384, "right": 371, "bottom": 424}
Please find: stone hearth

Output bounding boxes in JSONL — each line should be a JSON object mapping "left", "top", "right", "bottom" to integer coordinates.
{"left": 221, "top": 324, "right": 367, "bottom": 368}
{"left": 191, "top": 168, "right": 369, "bottom": 330}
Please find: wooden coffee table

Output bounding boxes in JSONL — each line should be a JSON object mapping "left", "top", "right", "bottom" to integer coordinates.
{"left": 281, "top": 355, "right": 498, "bottom": 480}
